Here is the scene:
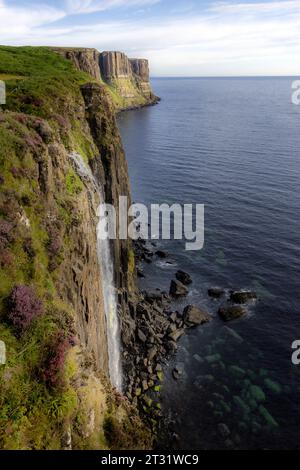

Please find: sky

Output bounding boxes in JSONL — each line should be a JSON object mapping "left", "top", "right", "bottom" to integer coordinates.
{"left": 0, "top": 0, "right": 300, "bottom": 76}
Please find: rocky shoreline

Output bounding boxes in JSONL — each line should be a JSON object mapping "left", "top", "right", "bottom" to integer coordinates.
{"left": 123, "top": 237, "right": 258, "bottom": 442}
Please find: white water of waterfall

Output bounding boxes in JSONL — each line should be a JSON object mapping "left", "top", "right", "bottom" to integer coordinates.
{"left": 69, "top": 152, "right": 122, "bottom": 391}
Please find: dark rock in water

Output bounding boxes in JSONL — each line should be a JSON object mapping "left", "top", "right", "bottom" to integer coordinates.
{"left": 156, "top": 250, "right": 168, "bottom": 259}
{"left": 172, "top": 366, "right": 183, "bottom": 380}
{"left": 137, "top": 268, "right": 145, "bottom": 278}
{"left": 175, "top": 270, "right": 192, "bottom": 285}
{"left": 230, "top": 290, "right": 257, "bottom": 304}
{"left": 169, "top": 279, "right": 188, "bottom": 297}
{"left": 208, "top": 287, "right": 225, "bottom": 298}
{"left": 183, "top": 305, "right": 212, "bottom": 326}
{"left": 218, "top": 305, "right": 247, "bottom": 322}
{"left": 144, "top": 290, "right": 163, "bottom": 304}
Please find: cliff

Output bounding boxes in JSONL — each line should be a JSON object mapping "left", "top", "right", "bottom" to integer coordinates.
{"left": 54, "top": 47, "right": 159, "bottom": 110}
{"left": 0, "top": 46, "right": 151, "bottom": 450}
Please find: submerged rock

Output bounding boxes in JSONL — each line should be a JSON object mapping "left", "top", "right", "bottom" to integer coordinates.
{"left": 222, "top": 326, "right": 244, "bottom": 343}
{"left": 229, "top": 365, "right": 246, "bottom": 378}
{"left": 264, "top": 378, "right": 282, "bottom": 395}
{"left": 249, "top": 385, "right": 266, "bottom": 403}
{"left": 233, "top": 396, "right": 250, "bottom": 415}
{"left": 205, "top": 353, "right": 221, "bottom": 364}
{"left": 183, "top": 305, "right": 212, "bottom": 326}
{"left": 169, "top": 279, "right": 188, "bottom": 297}
{"left": 156, "top": 250, "right": 168, "bottom": 259}
{"left": 258, "top": 405, "right": 279, "bottom": 428}
{"left": 208, "top": 287, "right": 225, "bottom": 299}
{"left": 230, "top": 291, "right": 257, "bottom": 304}
{"left": 218, "top": 305, "right": 247, "bottom": 322}
{"left": 193, "top": 354, "right": 204, "bottom": 364}
{"left": 175, "top": 270, "right": 192, "bottom": 285}
{"left": 172, "top": 366, "right": 183, "bottom": 380}
{"left": 217, "top": 423, "right": 231, "bottom": 438}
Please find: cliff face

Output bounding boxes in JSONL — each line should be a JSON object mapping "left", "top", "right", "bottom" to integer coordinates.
{"left": 129, "top": 58, "right": 153, "bottom": 98}
{"left": 0, "top": 46, "right": 150, "bottom": 450}
{"left": 55, "top": 48, "right": 159, "bottom": 109}
{"left": 100, "top": 51, "right": 156, "bottom": 103}
{"left": 100, "top": 51, "right": 132, "bottom": 80}
{"left": 53, "top": 48, "right": 101, "bottom": 81}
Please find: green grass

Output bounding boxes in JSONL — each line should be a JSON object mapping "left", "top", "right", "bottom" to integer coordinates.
{"left": 0, "top": 46, "right": 95, "bottom": 449}
{"left": 0, "top": 45, "right": 152, "bottom": 451}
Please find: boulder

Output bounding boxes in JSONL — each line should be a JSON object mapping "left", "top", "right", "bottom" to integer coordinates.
{"left": 172, "top": 366, "right": 183, "bottom": 380}
{"left": 142, "top": 380, "right": 149, "bottom": 391}
{"left": 169, "top": 279, "right": 188, "bottom": 297}
{"left": 230, "top": 291, "right": 257, "bottom": 304}
{"left": 218, "top": 305, "right": 247, "bottom": 322}
{"left": 183, "top": 305, "right": 212, "bottom": 326}
{"left": 167, "top": 341, "right": 178, "bottom": 353}
{"left": 208, "top": 287, "right": 225, "bottom": 298}
{"left": 137, "top": 329, "right": 147, "bottom": 343}
{"left": 175, "top": 270, "right": 192, "bottom": 285}
{"left": 169, "top": 329, "right": 185, "bottom": 342}
{"left": 144, "top": 290, "right": 163, "bottom": 304}
{"left": 147, "top": 347, "right": 157, "bottom": 362}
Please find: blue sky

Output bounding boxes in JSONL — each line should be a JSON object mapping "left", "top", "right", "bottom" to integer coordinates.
{"left": 1, "top": 0, "right": 300, "bottom": 76}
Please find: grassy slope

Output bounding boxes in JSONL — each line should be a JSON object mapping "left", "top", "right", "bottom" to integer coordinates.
{"left": 0, "top": 46, "right": 151, "bottom": 450}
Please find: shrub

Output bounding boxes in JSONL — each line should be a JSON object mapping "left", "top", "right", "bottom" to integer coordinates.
{"left": 6, "top": 285, "right": 43, "bottom": 334}
{"left": 0, "top": 249, "right": 13, "bottom": 267}
{"left": 23, "top": 237, "right": 36, "bottom": 258}
{"left": 0, "top": 219, "right": 14, "bottom": 248}
{"left": 14, "top": 113, "right": 28, "bottom": 125}
{"left": 53, "top": 114, "right": 69, "bottom": 131}
{"left": 24, "top": 134, "right": 43, "bottom": 149}
{"left": 46, "top": 225, "right": 63, "bottom": 271}
{"left": 40, "top": 331, "right": 74, "bottom": 389}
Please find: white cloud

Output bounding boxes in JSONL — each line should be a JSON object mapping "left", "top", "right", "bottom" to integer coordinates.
{"left": 0, "top": 1, "right": 300, "bottom": 76}
{"left": 0, "top": 0, "right": 65, "bottom": 35}
{"left": 210, "top": 0, "right": 300, "bottom": 15}
{"left": 65, "top": 0, "right": 160, "bottom": 14}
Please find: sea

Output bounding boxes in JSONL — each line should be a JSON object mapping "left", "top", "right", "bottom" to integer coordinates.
{"left": 118, "top": 77, "right": 300, "bottom": 449}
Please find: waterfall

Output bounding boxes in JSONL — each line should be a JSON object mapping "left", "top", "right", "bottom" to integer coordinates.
{"left": 69, "top": 152, "right": 122, "bottom": 391}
